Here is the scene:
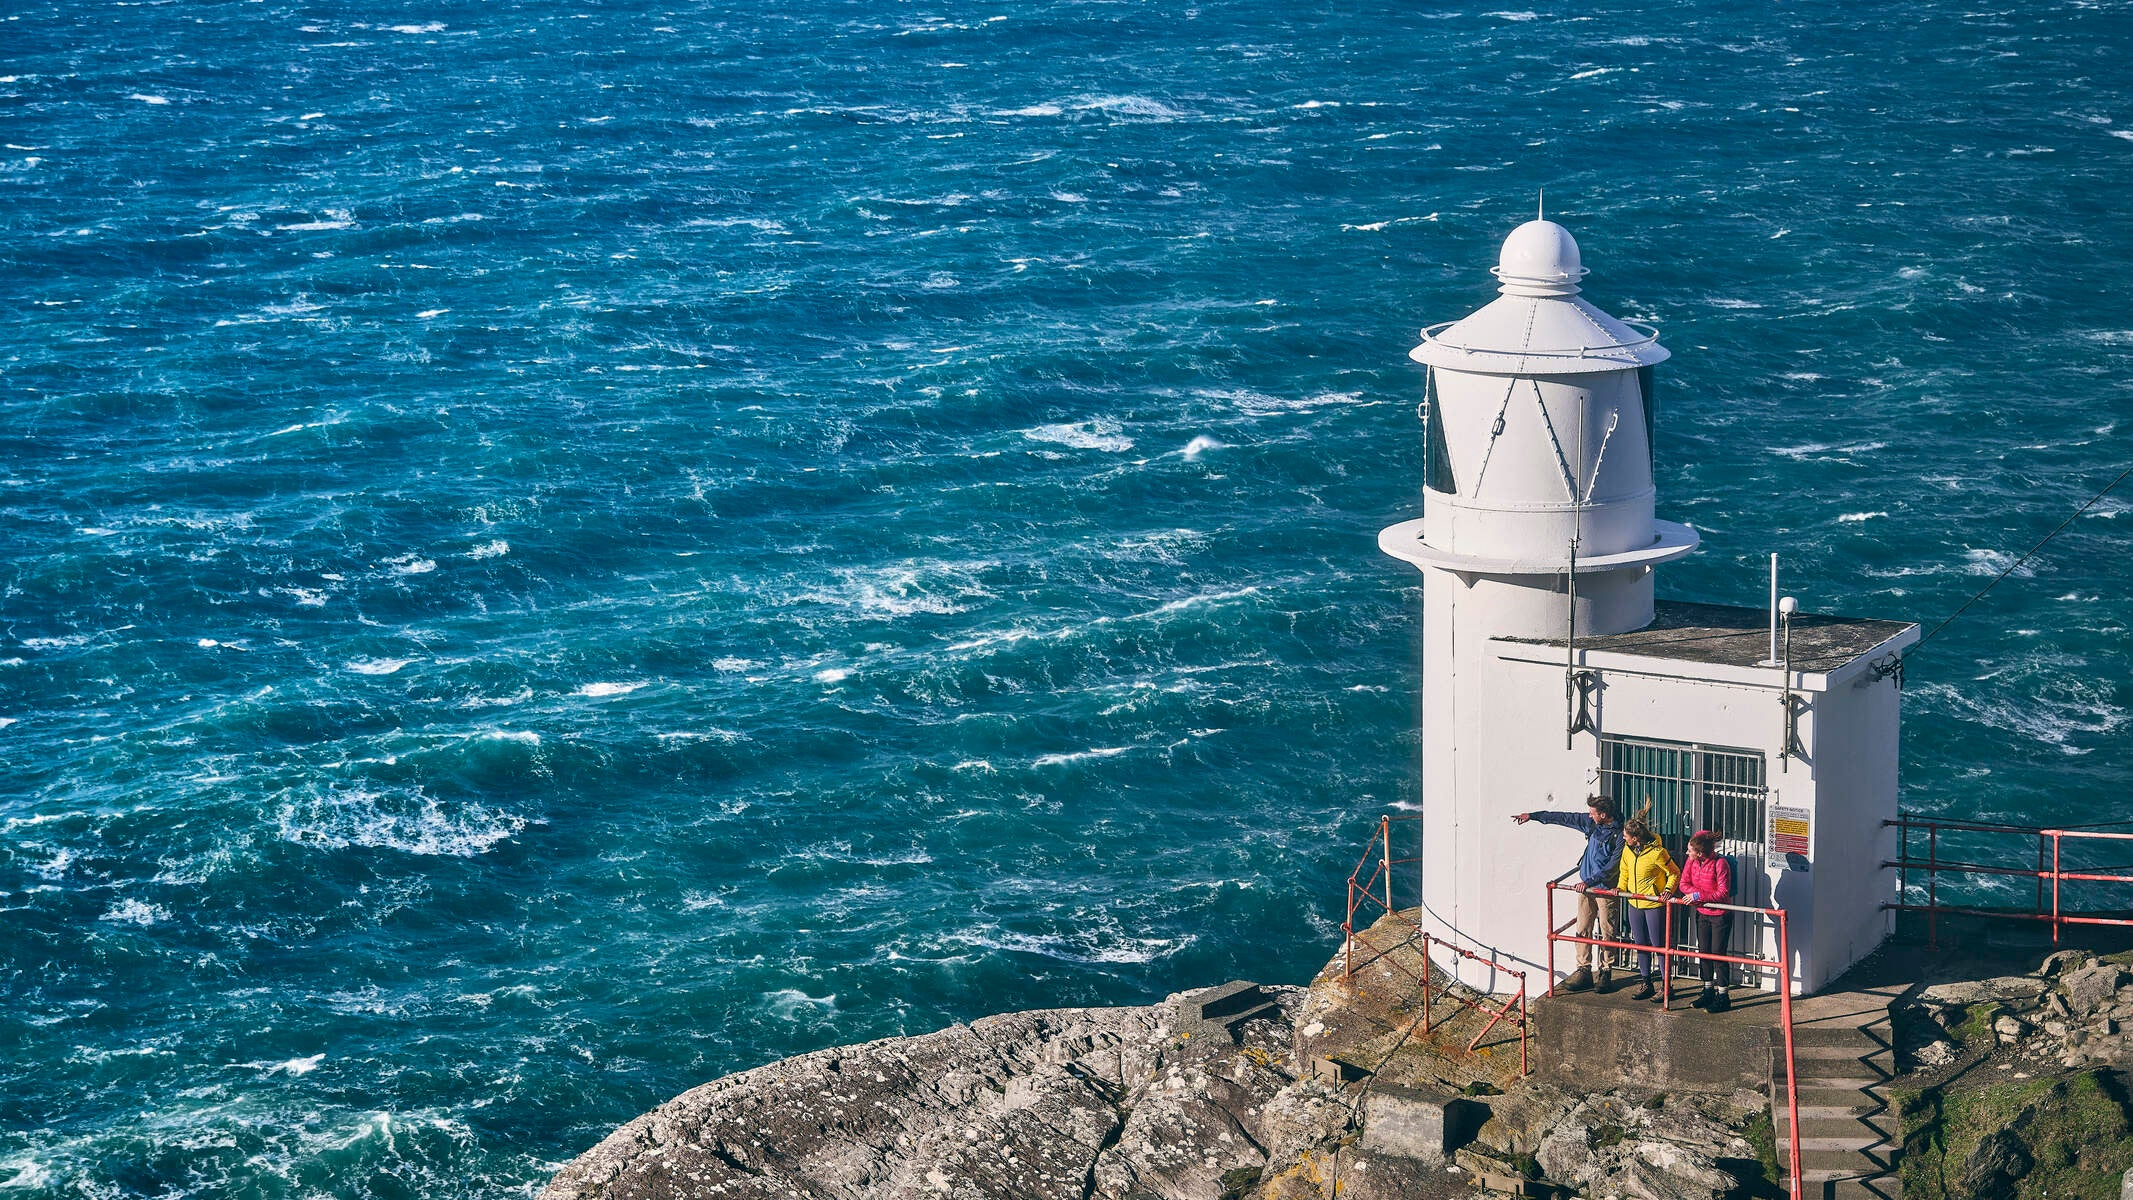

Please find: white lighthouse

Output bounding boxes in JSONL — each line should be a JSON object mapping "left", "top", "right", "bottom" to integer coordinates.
{"left": 1381, "top": 218, "right": 1919, "bottom": 995}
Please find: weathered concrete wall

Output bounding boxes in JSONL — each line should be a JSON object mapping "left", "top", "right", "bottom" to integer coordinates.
{"left": 1533, "top": 989, "right": 1772, "bottom": 1093}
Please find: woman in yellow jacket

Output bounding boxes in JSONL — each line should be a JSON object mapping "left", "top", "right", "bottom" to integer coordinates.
{"left": 1616, "top": 815, "right": 1679, "bottom": 1002}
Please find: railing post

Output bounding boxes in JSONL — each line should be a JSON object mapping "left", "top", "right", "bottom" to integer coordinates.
{"left": 1383, "top": 817, "right": 1394, "bottom": 916}
{"left": 1518, "top": 984, "right": 1529, "bottom": 1077}
{"left": 1661, "top": 898, "right": 1673, "bottom": 1008}
{"left": 2036, "top": 833, "right": 2046, "bottom": 917}
{"left": 1896, "top": 813, "right": 1908, "bottom": 915}
{"left": 1776, "top": 912, "right": 1802, "bottom": 1200}
{"left": 1544, "top": 883, "right": 1556, "bottom": 998}
{"left": 1928, "top": 823, "right": 1940, "bottom": 949}
{"left": 1343, "top": 880, "right": 1354, "bottom": 981}
{"left": 1420, "top": 933, "right": 1433, "bottom": 1033}
{"left": 2052, "top": 833, "right": 2062, "bottom": 945}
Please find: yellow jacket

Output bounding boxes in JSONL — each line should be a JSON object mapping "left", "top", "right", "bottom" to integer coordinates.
{"left": 1617, "top": 843, "right": 1679, "bottom": 909}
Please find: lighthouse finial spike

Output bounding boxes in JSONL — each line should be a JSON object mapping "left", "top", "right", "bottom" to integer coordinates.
{"left": 1537, "top": 188, "right": 1544, "bottom": 222}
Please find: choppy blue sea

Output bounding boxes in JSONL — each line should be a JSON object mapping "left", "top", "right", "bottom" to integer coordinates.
{"left": 4, "top": 0, "right": 2130, "bottom": 1194}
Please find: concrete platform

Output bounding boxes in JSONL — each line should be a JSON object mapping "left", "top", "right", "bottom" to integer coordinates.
{"left": 1533, "top": 981, "right": 1783, "bottom": 1093}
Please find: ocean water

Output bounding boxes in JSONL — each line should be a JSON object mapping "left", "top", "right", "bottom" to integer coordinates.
{"left": 3, "top": 0, "right": 2130, "bottom": 1194}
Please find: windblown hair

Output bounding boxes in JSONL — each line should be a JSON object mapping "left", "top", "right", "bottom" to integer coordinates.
{"left": 1584, "top": 794, "right": 1620, "bottom": 823}
{"left": 1621, "top": 800, "right": 1656, "bottom": 844}
{"left": 1688, "top": 829, "right": 1722, "bottom": 856}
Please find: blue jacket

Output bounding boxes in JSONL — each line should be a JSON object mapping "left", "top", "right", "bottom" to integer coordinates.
{"left": 1530, "top": 811, "right": 1624, "bottom": 887}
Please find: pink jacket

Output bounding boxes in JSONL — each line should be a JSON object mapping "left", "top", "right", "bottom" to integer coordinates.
{"left": 1677, "top": 854, "right": 1733, "bottom": 917}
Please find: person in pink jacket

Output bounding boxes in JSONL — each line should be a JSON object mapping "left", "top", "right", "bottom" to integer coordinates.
{"left": 1674, "top": 830, "right": 1735, "bottom": 1012}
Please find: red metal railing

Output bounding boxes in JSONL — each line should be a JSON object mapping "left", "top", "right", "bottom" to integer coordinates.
{"left": 1887, "top": 815, "right": 2133, "bottom": 946}
{"left": 1341, "top": 815, "right": 1530, "bottom": 1076}
{"left": 1543, "top": 876, "right": 1802, "bottom": 1200}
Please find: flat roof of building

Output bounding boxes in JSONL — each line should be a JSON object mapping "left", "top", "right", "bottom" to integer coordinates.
{"left": 1504, "top": 600, "right": 1917, "bottom": 673}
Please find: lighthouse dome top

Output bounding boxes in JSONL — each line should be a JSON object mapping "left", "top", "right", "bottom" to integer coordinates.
{"left": 1493, "top": 219, "right": 1587, "bottom": 296}
{"left": 1410, "top": 217, "right": 1670, "bottom": 375}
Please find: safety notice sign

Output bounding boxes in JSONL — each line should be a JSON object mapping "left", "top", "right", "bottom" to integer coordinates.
{"left": 1768, "top": 806, "right": 1811, "bottom": 869}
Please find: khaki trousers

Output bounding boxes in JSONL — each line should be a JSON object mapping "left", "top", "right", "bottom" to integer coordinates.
{"left": 1575, "top": 889, "right": 1617, "bottom": 971}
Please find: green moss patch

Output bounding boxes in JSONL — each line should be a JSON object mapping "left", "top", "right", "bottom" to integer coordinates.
{"left": 1898, "top": 1070, "right": 2133, "bottom": 1200}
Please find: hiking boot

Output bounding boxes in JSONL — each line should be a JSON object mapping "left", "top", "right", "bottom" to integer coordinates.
{"left": 1708, "top": 988, "right": 1731, "bottom": 1013}
{"left": 1630, "top": 979, "right": 1654, "bottom": 1002}
{"left": 1594, "top": 967, "right": 1615, "bottom": 994}
{"left": 1560, "top": 967, "right": 1594, "bottom": 993}
{"left": 1692, "top": 986, "right": 1715, "bottom": 1010}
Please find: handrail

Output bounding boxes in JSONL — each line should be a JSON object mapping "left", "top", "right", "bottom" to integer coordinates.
{"left": 1341, "top": 815, "right": 1528, "bottom": 1077}
{"left": 1544, "top": 879, "right": 1802, "bottom": 1200}
{"left": 1886, "top": 815, "right": 2133, "bottom": 947}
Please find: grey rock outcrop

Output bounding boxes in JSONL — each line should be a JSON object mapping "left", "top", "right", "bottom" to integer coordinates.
{"left": 546, "top": 918, "right": 1787, "bottom": 1200}
{"left": 542, "top": 994, "right": 1320, "bottom": 1200}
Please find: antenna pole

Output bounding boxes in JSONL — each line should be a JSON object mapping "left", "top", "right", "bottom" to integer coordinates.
{"left": 1763, "top": 553, "right": 1779, "bottom": 666}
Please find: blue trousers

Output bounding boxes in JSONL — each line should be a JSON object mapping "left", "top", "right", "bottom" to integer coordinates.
{"left": 1624, "top": 906, "right": 1664, "bottom": 979}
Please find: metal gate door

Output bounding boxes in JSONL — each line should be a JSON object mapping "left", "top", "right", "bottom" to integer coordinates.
{"left": 1599, "top": 736, "right": 1769, "bottom": 985}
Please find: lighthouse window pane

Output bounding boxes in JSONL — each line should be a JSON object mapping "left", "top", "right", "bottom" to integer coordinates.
{"left": 1637, "top": 366, "right": 1657, "bottom": 468}
{"left": 1424, "top": 383, "right": 1456, "bottom": 494}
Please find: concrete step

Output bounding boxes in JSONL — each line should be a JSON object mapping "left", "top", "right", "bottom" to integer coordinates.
{"left": 1817, "top": 1177, "right": 1902, "bottom": 1200}
{"left": 1773, "top": 1073, "right": 1889, "bottom": 1091}
{"left": 1788, "top": 1024, "right": 1888, "bottom": 1046}
{"left": 1790, "top": 1042, "right": 1889, "bottom": 1060}
{"left": 1795, "top": 1147, "right": 1896, "bottom": 1176}
{"left": 1790, "top": 1102, "right": 1878, "bottom": 1120}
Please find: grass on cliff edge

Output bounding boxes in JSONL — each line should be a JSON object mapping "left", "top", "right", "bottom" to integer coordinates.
{"left": 1896, "top": 1070, "right": 2133, "bottom": 1200}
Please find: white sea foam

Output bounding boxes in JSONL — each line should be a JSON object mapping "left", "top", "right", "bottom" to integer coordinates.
{"left": 813, "top": 667, "right": 850, "bottom": 683}
{"left": 277, "top": 785, "right": 532, "bottom": 856}
{"left": 279, "top": 587, "right": 328, "bottom": 606}
{"left": 1149, "top": 586, "right": 1259, "bottom": 616}
{"left": 1206, "top": 387, "right": 1359, "bottom": 414}
{"left": 1069, "top": 94, "right": 1186, "bottom": 119}
{"left": 1771, "top": 440, "right": 1887, "bottom": 461}
{"left": 761, "top": 989, "right": 838, "bottom": 1020}
{"left": 346, "top": 657, "right": 414, "bottom": 675}
{"left": 128, "top": 94, "right": 171, "bottom": 105}
{"left": 276, "top": 210, "right": 354, "bottom": 231}
{"left": 1915, "top": 679, "right": 2128, "bottom": 754}
{"left": 960, "top": 928, "right": 1189, "bottom": 965}
{"left": 265, "top": 1054, "right": 325, "bottom": 1076}
{"left": 1836, "top": 511, "right": 1888, "bottom": 523}
{"left": 1024, "top": 420, "right": 1133, "bottom": 452}
{"left": 573, "top": 681, "right": 647, "bottom": 698}
{"left": 21, "top": 634, "right": 91, "bottom": 650}
{"left": 1181, "top": 435, "right": 1226, "bottom": 459}
{"left": 384, "top": 555, "right": 437, "bottom": 575}
{"left": 998, "top": 103, "right": 1062, "bottom": 117}
{"left": 99, "top": 899, "right": 171, "bottom": 926}
{"left": 712, "top": 656, "right": 761, "bottom": 672}
{"left": 388, "top": 22, "right": 445, "bottom": 33}
{"left": 652, "top": 728, "right": 744, "bottom": 743}
{"left": 1032, "top": 746, "right": 1131, "bottom": 767}
{"left": 466, "top": 540, "right": 509, "bottom": 559}
{"left": 1961, "top": 548, "right": 2035, "bottom": 578}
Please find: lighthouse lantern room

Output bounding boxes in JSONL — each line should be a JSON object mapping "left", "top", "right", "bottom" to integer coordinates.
{"left": 1379, "top": 218, "right": 1919, "bottom": 996}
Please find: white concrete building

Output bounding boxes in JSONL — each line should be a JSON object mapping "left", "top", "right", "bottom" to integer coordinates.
{"left": 1379, "top": 219, "right": 1919, "bottom": 995}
